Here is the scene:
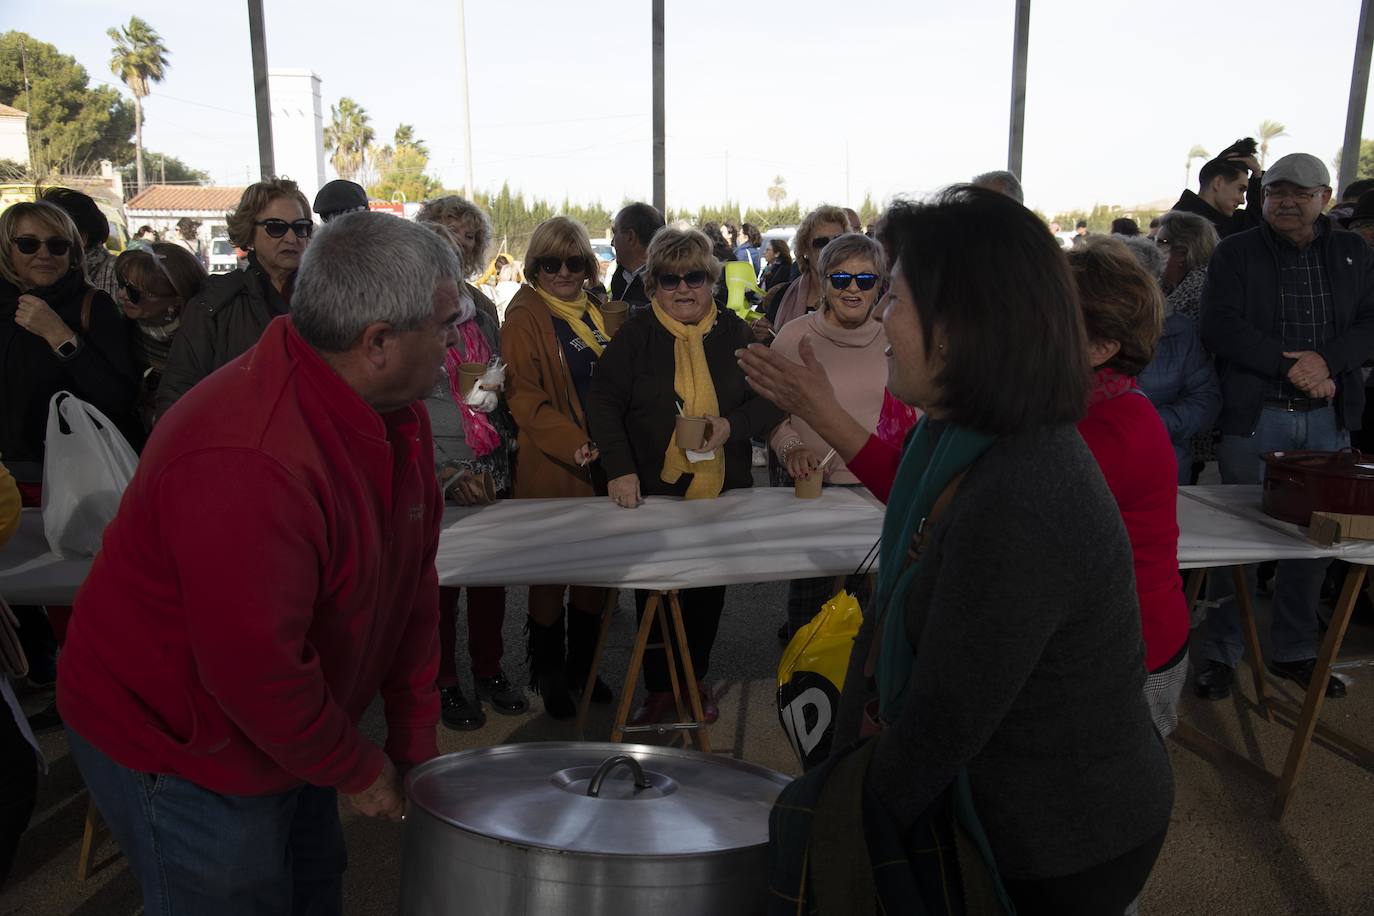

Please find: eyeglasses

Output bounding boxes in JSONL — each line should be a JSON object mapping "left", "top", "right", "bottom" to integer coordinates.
{"left": 117, "top": 278, "right": 155, "bottom": 304}
{"left": 254, "top": 218, "right": 314, "bottom": 239}
{"left": 810, "top": 235, "right": 837, "bottom": 250}
{"left": 118, "top": 251, "right": 184, "bottom": 304}
{"left": 826, "top": 271, "right": 880, "bottom": 291}
{"left": 1263, "top": 187, "right": 1322, "bottom": 203}
{"left": 535, "top": 255, "right": 587, "bottom": 275}
{"left": 657, "top": 270, "right": 709, "bottom": 291}
{"left": 14, "top": 236, "right": 73, "bottom": 257}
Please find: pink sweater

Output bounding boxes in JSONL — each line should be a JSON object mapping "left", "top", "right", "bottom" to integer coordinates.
{"left": 768, "top": 310, "right": 888, "bottom": 485}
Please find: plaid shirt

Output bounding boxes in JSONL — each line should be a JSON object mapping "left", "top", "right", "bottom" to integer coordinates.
{"left": 84, "top": 246, "right": 120, "bottom": 305}
{"left": 1273, "top": 224, "right": 1334, "bottom": 399}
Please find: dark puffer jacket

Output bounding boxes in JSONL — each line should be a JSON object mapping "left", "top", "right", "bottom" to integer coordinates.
{"left": 155, "top": 255, "right": 292, "bottom": 416}
{"left": 1137, "top": 313, "right": 1221, "bottom": 484}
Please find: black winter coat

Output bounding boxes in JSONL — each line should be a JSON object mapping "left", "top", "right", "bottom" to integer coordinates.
{"left": 587, "top": 306, "right": 783, "bottom": 496}
{"left": 155, "top": 255, "right": 292, "bottom": 415}
{"left": 0, "top": 270, "right": 138, "bottom": 482}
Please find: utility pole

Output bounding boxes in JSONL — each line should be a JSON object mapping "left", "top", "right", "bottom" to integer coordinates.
{"left": 19, "top": 38, "right": 36, "bottom": 174}
{"left": 652, "top": 0, "right": 665, "bottom": 215}
{"left": 1339, "top": 0, "right": 1374, "bottom": 195}
{"left": 247, "top": 0, "right": 275, "bottom": 179}
{"left": 1007, "top": 0, "right": 1032, "bottom": 179}
{"left": 457, "top": 0, "right": 475, "bottom": 199}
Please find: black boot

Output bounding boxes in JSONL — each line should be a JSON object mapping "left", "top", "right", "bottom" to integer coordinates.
{"left": 565, "top": 608, "right": 613, "bottom": 704}
{"left": 527, "top": 614, "right": 576, "bottom": 720}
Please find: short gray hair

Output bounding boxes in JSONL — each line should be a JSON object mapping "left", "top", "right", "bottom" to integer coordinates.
{"left": 1155, "top": 210, "right": 1219, "bottom": 273}
{"left": 817, "top": 232, "right": 888, "bottom": 279}
{"left": 292, "top": 211, "right": 460, "bottom": 352}
{"left": 1115, "top": 234, "right": 1167, "bottom": 279}
{"left": 971, "top": 170, "right": 1024, "bottom": 204}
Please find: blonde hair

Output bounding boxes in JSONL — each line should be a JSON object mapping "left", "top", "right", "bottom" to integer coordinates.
{"left": 417, "top": 196, "right": 491, "bottom": 264}
{"left": 0, "top": 201, "right": 83, "bottom": 288}
{"left": 525, "top": 216, "right": 597, "bottom": 291}
{"left": 795, "top": 205, "right": 850, "bottom": 276}
{"left": 115, "top": 242, "right": 207, "bottom": 302}
{"left": 225, "top": 178, "right": 311, "bottom": 249}
{"left": 643, "top": 228, "right": 721, "bottom": 296}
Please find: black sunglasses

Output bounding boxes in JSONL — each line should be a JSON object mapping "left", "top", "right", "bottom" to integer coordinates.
{"left": 117, "top": 277, "right": 150, "bottom": 304}
{"left": 536, "top": 255, "right": 587, "bottom": 275}
{"left": 826, "top": 271, "right": 880, "bottom": 291}
{"left": 254, "top": 218, "right": 314, "bottom": 239}
{"left": 658, "top": 270, "right": 709, "bottom": 291}
{"left": 14, "top": 236, "right": 73, "bottom": 257}
{"left": 810, "top": 235, "right": 837, "bottom": 250}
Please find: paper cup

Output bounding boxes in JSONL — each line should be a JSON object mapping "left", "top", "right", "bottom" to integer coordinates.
{"left": 475, "top": 471, "right": 497, "bottom": 502}
{"left": 675, "top": 415, "right": 710, "bottom": 451}
{"left": 457, "top": 362, "right": 487, "bottom": 397}
{"left": 794, "top": 473, "right": 823, "bottom": 499}
{"left": 602, "top": 300, "right": 629, "bottom": 336}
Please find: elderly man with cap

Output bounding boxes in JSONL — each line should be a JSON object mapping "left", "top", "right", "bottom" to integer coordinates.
{"left": 1197, "top": 153, "right": 1374, "bottom": 702}
{"left": 57, "top": 211, "right": 459, "bottom": 915}
{"left": 314, "top": 179, "right": 370, "bottom": 223}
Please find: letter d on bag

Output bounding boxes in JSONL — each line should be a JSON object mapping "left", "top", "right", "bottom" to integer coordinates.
{"left": 41, "top": 392, "right": 139, "bottom": 558}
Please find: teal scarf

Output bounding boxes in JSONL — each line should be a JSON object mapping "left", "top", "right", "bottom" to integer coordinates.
{"left": 875, "top": 418, "right": 994, "bottom": 719}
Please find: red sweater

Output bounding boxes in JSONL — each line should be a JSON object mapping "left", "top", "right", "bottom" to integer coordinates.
{"left": 846, "top": 376, "right": 1188, "bottom": 671}
{"left": 58, "top": 317, "right": 443, "bottom": 795}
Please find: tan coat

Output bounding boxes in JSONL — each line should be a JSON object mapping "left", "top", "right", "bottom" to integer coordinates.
{"left": 500, "top": 285, "right": 600, "bottom": 499}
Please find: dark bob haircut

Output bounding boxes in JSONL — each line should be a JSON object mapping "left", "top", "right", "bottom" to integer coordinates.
{"left": 40, "top": 186, "right": 109, "bottom": 249}
{"left": 878, "top": 185, "right": 1091, "bottom": 435}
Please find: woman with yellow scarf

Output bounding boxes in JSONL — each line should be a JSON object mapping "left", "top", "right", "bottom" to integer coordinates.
{"left": 502, "top": 216, "right": 614, "bottom": 720}
{"left": 588, "top": 228, "right": 782, "bottom": 727}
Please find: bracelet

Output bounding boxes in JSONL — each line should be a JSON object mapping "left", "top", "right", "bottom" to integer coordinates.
{"left": 778, "top": 440, "right": 804, "bottom": 461}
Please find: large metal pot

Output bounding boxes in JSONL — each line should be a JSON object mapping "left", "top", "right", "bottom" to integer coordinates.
{"left": 399, "top": 742, "right": 790, "bottom": 916}
{"left": 1262, "top": 449, "right": 1374, "bottom": 525}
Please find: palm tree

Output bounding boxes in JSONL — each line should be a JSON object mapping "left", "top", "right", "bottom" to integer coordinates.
{"left": 1185, "top": 144, "right": 1209, "bottom": 188}
{"left": 1257, "top": 120, "right": 1288, "bottom": 169}
{"left": 324, "top": 98, "right": 374, "bottom": 182}
{"left": 107, "top": 17, "right": 170, "bottom": 196}
{"left": 393, "top": 123, "right": 428, "bottom": 157}
{"left": 767, "top": 175, "right": 787, "bottom": 205}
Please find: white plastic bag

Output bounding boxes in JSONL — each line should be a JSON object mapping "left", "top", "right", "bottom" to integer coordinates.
{"left": 41, "top": 392, "right": 138, "bottom": 558}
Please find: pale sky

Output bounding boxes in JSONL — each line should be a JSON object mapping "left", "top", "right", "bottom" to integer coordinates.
{"left": 7, "top": 0, "right": 1373, "bottom": 215}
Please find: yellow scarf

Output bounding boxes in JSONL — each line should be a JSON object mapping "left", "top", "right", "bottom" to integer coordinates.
{"left": 535, "top": 286, "right": 608, "bottom": 357}
{"left": 653, "top": 302, "right": 725, "bottom": 500}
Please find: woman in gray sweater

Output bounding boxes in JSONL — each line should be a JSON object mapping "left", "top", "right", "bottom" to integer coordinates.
{"left": 744, "top": 187, "right": 1174, "bottom": 914}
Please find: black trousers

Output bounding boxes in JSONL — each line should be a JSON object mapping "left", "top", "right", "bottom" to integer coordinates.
{"left": 1002, "top": 826, "right": 1168, "bottom": 916}
{"left": 633, "top": 587, "right": 727, "bottom": 693}
{"left": 0, "top": 697, "right": 38, "bottom": 890}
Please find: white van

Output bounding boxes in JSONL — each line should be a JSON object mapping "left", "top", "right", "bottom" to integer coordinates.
{"left": 208, "top": 237, "right": 239, "bottom": 275}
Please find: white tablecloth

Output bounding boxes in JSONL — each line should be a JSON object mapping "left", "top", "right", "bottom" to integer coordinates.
{"left": 8, "top": 484, "right": 1374, "bottom": 605}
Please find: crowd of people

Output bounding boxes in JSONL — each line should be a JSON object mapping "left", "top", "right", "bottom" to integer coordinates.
{"left": 1, "top": 136, "right": 1372, "bottom": 914}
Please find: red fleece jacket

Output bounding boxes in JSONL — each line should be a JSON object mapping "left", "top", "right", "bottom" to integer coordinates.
{"left": 847, "top": 376, "right": 1188, "bottom": 671}
{"left": 58, "top": 317, "right": 442, "bottom": 795}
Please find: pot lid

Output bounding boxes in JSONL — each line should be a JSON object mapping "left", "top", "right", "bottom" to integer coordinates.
{"left": 406, "top": 742, "right": 790, "bottom": 856}
{"left": 1265, "top": 450, "right": 1374, "bottom": 476}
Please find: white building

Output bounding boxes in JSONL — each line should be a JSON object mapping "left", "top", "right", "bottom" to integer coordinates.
{"left": 269, "top": 70, "right": 326, "bottom": 204}
{"left": 0, "top": 103, "right": 29, "bottom": 167}
{"left": 124, "top": 185, "right": 245, "bottom": 248}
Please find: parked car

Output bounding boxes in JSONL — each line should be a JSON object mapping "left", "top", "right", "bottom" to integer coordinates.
{"left": 590, "top": 237, "right": 615, "bottom": 284}
{"left": 208, "top": 236, "right": 240, "bottom": 274}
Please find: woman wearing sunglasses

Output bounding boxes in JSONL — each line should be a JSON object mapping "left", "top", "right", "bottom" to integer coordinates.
{"left": 500, "top": 216, "right": 615, "bottom": 719}
{"left": 769, "top": 233, "right": 899, "bottom": 637}
{"left": 157, "top": 178, "right": 312, "bottom": 414}
{"left": 588, "top": 228, "right": 782, "bottom": 726}
{"left": 0, "top": 201, "right": 138, "bottom": 502}
{"left": 113, "top": 243, "right": 207, "bottom": 442}
{"left": 755, "top": 204, "right": 850, "bottom": 342}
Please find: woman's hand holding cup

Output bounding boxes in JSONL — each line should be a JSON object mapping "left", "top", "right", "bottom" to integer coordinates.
{"left": 785, "top": 447, "right": 818, "bottom": 481}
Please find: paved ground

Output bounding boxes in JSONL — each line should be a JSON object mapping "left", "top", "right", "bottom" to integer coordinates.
{"left": 4, "top": 504, "right": 1373, "bottom": 914}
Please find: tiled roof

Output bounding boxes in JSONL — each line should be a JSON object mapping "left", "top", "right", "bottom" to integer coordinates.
{"left": 0, "top": 103, "right": 27, "bottom": 118}
{"left": 125, "top": 185, "right": 245, "bottom": 213}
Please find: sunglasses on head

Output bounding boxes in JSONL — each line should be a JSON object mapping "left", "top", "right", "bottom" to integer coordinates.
{"left": 14, "top": 236, "right": 73, "bottom": 257}
{"left": 535, "top": 255, "right": 587, "bottom": 275}
{"left": 657, "top": 270, "right": 709, "bottom": 291}
{"left": 810, "top": 235, "right": 837, "bottom": 250}
{"left": 254, "top": 218, "right": 314, "bottom": 239}
{"left": 826, "top": 271, "right": 880, "bottom": 291}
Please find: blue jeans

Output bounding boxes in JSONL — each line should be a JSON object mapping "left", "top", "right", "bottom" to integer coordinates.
{"left": 1205, "top": 406, "right": 1348, "bottom": 667}
{"left": 67, "top": 727, "right": 346, "bottom": 916}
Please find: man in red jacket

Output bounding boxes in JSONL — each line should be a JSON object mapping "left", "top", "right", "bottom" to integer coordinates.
{"left": 57, "top": 210, "right": 462, "bottom": 915}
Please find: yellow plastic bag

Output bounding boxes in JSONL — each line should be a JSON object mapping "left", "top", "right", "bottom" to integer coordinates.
{"left": 776, "top": 588, "right": 864, "bottom": 769}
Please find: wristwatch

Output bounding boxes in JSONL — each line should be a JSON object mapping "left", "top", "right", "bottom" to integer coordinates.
{"left": 54, "top": 335, "right": 80, "bottom": 360}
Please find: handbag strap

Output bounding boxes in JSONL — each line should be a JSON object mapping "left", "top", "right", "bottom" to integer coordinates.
{"left": 79, "top": 288, "right": 95, "bottom": 334}
{"left": 862, "top": 469, "right": 969, "bottom": 679}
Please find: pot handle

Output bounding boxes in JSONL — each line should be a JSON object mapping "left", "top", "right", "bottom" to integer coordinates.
{"left": 586, "top": 754, "right": 653, "bottom": 797}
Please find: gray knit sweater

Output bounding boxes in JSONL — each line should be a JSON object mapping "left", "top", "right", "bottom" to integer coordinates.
{"left": 833, "top": 424, "right": 1174, "bottom": 880}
